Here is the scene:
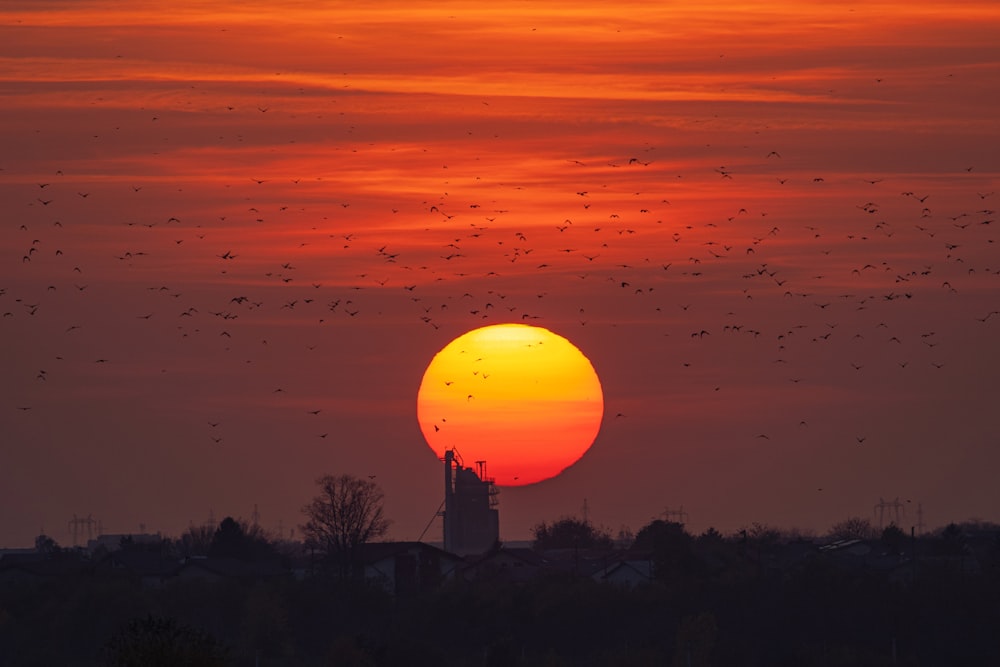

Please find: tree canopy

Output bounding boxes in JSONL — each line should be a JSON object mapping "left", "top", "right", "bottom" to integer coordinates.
{"left": 633, "top": 519, "right": 698, "bottom": 582}
{"left": 531, "top": 517, "right": 614, "bottom": 551}
{"left": 208, "top": 516, "right": 276, "bottom": 561}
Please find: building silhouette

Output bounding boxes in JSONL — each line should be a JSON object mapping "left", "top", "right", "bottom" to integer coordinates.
{"left": 442, "top": 449, "right": 499, "bottom": 556}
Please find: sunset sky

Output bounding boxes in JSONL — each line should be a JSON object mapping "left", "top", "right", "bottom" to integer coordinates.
{"left": 2, "top": 1, "right": 999, "bottom": 548}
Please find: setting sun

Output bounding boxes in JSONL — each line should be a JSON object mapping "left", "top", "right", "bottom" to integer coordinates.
{"left": 417, "top": 324, "right": 604, "bottom": 486}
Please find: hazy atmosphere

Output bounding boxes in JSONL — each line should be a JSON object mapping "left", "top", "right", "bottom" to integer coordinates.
{"left": 3, "top": 1, "right": 999, "bottom": 548}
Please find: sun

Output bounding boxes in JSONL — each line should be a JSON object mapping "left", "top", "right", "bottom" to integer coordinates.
{"left": 416, "top": 323, "right": 604, "bottom": 486}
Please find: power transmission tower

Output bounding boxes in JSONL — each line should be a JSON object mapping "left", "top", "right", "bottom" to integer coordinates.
{"left": 67, "top": 513, "right": 98, "bottom": 547}
{"left": 873, "top": 497, "right": 904, "bottom": 529}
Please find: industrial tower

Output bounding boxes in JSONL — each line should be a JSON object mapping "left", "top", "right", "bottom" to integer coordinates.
{"left": 443, "top": 449, "right": 499, "bottom": 555}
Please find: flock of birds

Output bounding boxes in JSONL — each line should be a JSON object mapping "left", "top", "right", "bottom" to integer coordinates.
{"left": 1, "top": 34, "right": 997, "bottom": 539}
{"left": 6, "top": 123, "right": 995, "bottom": 441}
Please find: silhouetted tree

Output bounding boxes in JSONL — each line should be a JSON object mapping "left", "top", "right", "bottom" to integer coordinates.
{"left": 209, "top": 517, "right": 249, "bottom": 559}
{"left": 881, "top": 523, "right": 907, "bottom": 552}
{"left": 939, "top": 522, "right": 967, "bottom": 556}
{"left": 34, "top": 533, "right": 59, "bottom": 555}
{"left": 205, "top": 517, "right": 278, "bottom": 561}
{"left": 744, "top": 521, "right": 782, "bottom": 546}
{"left": 634, "top": 520, "right": 691, "bottom": 551}
{"left": 104, "top": 614, "right": 229, "bottom": 667}
{"left": 177, "top": 524, "right": 215, "bottom": 557}
{"left": 531, "top": 517, "right": 614, "bottom": 551}
{"left": 118, "top": 534, "right": 175, "bottom": 557}
{"left": 300, "top": 474, "right": 390, "bottom": 579}
{"left": 828, "top": 516, "right": 878, "bottom": 541}
{"left": 698, "top": 527, "right": 725, "bottom": 544}
{"left": 633, "top": 520, "right": 696, "bottom": 582}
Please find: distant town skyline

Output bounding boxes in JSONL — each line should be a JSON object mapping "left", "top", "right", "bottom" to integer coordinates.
{"left": 3, "top": 1, "right": 999, "bottom": 548}
{"left": 8, "top": 484, "right": 982, "bottom": 553}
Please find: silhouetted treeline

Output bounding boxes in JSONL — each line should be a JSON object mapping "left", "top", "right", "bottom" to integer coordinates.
{"left": 2, "top": 517, "right": 999, "bottom": 666}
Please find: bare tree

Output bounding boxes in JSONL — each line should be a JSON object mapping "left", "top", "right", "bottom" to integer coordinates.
{"left": 177, "top": 524, "right": 215, "bottom": 558}
{"left": 828, "top": 516, "right": 878, "bottom": 541}
{"left": 300, "top": 473, "right": 390, "bottom": 578}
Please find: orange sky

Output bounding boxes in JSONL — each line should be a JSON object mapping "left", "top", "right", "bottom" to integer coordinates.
{"left": 2, "top": 1, "right": 999, "bottom": 547}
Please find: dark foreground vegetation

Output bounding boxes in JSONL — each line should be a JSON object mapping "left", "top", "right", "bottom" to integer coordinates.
{"left": 2, "top": 515, "right": 999, "bottom": 666}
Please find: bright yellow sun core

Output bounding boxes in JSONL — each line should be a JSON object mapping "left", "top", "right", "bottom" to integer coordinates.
{"left": 416, "top": 323, "right": 604, "bottom": 486}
